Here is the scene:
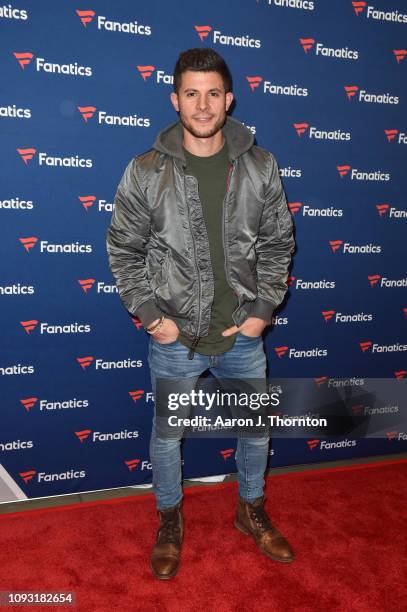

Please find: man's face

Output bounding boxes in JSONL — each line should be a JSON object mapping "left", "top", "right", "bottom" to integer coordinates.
{"left": 170, "top": 70, "right": 233, "bottom": 139}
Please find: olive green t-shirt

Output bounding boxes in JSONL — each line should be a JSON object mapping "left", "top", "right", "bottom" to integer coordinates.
{"left": 177, "top": 141, "right": 238, "bottom": 355}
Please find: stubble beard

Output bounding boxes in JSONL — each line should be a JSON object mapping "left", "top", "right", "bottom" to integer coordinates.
{"left": 179, "top": 112, "right": 226, "bottom": 139}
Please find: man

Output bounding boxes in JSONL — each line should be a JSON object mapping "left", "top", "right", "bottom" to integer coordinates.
{"left": 107, "top": 48, "right": 295, "bottom": 579}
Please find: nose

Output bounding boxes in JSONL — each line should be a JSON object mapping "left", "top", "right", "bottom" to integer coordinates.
{"left": 196, "top": 94, "right": 209, "bottom": 112}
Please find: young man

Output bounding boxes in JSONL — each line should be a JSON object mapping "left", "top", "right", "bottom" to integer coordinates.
{"left": 107, "top": 48, "right": 296, "bottom": 579}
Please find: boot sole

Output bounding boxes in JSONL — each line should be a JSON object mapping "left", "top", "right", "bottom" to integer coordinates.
{"left": 234, "top": 519, "right": 294, "bottom": 563}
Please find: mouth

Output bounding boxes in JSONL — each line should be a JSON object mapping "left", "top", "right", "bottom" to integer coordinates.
{"left": 194, "top": 116, "right": 214, "bottom": 123}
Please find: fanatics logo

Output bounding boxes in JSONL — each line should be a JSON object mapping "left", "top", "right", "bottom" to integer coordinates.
{"left": 368, "top": 274, "right": 381, "bottom": 287}
{"left": 288, "top": 202, "right": 302, "bottom": 214}
{"left": 376, "top": 204, "right": 389, "bottom": 216}
{"left": 220, "top": 449, "right": 234, "bottom": 461}
{"left": 344, "top": 85, "right": 358, "bottom": 100}
{"left": 321, "top": 310, "right": 335, "bottom": 322}
{"left": 125, "top": 459, "right": 140, "bottom": 471}
{"left": 13, "top": 52, "right": 34, "bottom": 69}
{"left": 306, "top": 439, "right": 320, "bottom": 450}
{"left": 19, "top": 237, "right": 92, "bottom": 253}
{"left": 137, "top": 65, "right": 155, "bottom": 81}
{"left": 384, "top": 129, "right": 398, "bottom": 142}
{"left": 76, "top": 10, "right": 152, "bottom": 35}
{"left": 351, "top": 404, "right": 364, "bottom": 415}
{"left": 195, "top": 25, "right": 261, "bottom": 48}
{"left": 17, "top": 147, "right": 93, "bottom": 168}
{"left": 393, "top": 50, "right": 406, "bottom": 64}
{"left": 275, "top": 345, "right": 328, "bottom": 358}
{"left": 78, "top": 195, "right": 96, "bottom": 210}
{"left": 352, "top": 2, "right": 407, "bottom": 25}
{"left": 76, "top": 356, "right": 94, "bottom": 370}
{"left": 337, "top": 164, "right": 389, "bottom": 181}
{"left": 384, "top": 129, "right": 407, "bottom": 145}
{"left": 386, "top": 431, "right": 397, "bottom": 441}
{"left": 352, "top": 1, "right": 366, "bottom": 16}
{"left": 20, "top": 320, "right": 38, "bottom": 334}
{"left": 395, "top": 371, "right": 406, "bottom": 379}
{"left": 129, "top": 390, "right": 144, "bottom": 402}
{"left": 344, "top": 84, "right": 399, "bottom": 104}
{"left": 291, "top": 202, "right": 343, "bottom": 217}
{"left": 77, "top": 104, "right": 150, "bottom": 128}
{"left": 300, "top": 38, "right": 314, "bottom": 53}
{"left": 19, "top": 470, "right": 36, "bottom": 483}
{"left": 293, "top": 122, "right": 308, "bottom": 136}
{"left": 77, "top": 105, "right": 97, "bottom": 122}
{"left": 274, "top": 346, "right": 288, "bottom": 358}
{"left": 14, "top": 51, "right": 92, "bottom": 77}
{"left": 20, "top": 397, "right": 38, "bottom": 411}
{"left": 194, "top": 25, "right": 212, "bottom": 41}
{"left": 300, "top": 37, "right": 358, "bottom": 59}
{"left": 76, "top": 9, "right": 96, "bottom": 27}
{"left": 78, "top": 278, "right": 95, "bottom": 293}
{"left": 19, "top": 236, "right": 38, "bottom": 252}
{"left": 330, "top": 240, "right": 381, "bottom": 254}
{"left": 359, "top": 341, "right": 372, "bottom": 352}
{"left": 76, "top": 428, "right": 139, "bottom": 442}
{"left": 246, "top": 76, "right": 263, "bottom": 92}
{"left": 293, "top": 122, "right": 351, "bottom": 142}
{"left": 367, "top": 274, "right": 407, "bottom": 288}
{"left": 17, "top": 147, "right": 36, "bottom": 164}
{"left": 75, "top": 429, "right": 91, "bottom": 443}
{"left": 375, "top": 203, "right": 406, "bottom": 218}
{"left": 246, "top": 75, "right": 307, "bottom": 97}
{"left": 20, "top": 320, "right": 91, "bottom": 334}
{"left": 314, "top": 377, "right": 328, "bottom": 387}
{"left": 322, "top": 310, "right": 373, "bottom": 323}
{"left": 337, "top": 165, "right": 350, "bottom": 177}
{"left": 329, "top": 240, "right": 343, "bottom": 253}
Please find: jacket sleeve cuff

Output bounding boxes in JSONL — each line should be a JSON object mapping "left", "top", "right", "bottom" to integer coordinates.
{"left": 247, "top": 297, "right": 275, "bottom": 325}
{"left": 135, "top": 299, "right": 163, "bottom": 329}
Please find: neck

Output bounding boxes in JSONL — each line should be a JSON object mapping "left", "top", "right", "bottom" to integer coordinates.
{"left": 182, "top": 129, "right": 225, "bottom": 157}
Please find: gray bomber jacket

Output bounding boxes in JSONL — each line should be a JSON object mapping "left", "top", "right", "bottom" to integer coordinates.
{"left": 106, "top": 116, "right": 295, "bottom": 348}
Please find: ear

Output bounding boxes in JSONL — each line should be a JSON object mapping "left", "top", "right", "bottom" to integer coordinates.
{"left": 170, "top": 92, "right": 180, "bottom": 112}
{"left": 225, "top": 91, "right": 234, "bottom": 111}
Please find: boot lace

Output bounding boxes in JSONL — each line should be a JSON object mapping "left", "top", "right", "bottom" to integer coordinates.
{"left": 157, "top": 509, "right": 181, "bottom": 545}
{"left": 249, "top": 502, "right": 273, "bottom": 534}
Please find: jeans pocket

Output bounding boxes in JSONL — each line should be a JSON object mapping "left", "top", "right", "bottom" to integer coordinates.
{"left": 152, "top": 337, "right": 179, "bottom": 348}
{"left": 238, "top": 332, "right": 261, "bottom": 341}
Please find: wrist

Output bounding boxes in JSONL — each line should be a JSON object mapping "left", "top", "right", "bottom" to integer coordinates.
{"left": 146, "top": 316, "right": 165, "bottom": 335}
{"left": 146, "top": 318, "right": 160, "bottom": 332}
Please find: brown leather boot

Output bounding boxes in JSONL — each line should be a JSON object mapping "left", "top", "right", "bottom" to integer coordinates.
{"left": 151, "top": 501, "right": 183, "bottom": 579}
{"left": 235, "top": 495, "right": 294, "bottom": 563}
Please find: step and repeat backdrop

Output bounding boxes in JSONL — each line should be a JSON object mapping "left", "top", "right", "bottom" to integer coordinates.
{"left": 1, "top": 0, "right": 406, "bottom": 502}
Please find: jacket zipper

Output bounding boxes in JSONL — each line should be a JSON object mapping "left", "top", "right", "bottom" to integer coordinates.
{"left": 223, "top": 162, "right": 239, "bottom": 322}
{"left": 184, "top": 173, "right": 203, "bottom": 360}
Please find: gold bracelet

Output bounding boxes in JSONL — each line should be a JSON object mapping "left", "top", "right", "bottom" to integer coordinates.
{"left": 146, "top": 316, "right": 165, "bottom": 334}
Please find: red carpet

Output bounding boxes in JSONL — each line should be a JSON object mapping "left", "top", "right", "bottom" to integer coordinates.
{"left": 0, "top": 459, "right": 406, "bottom": 612}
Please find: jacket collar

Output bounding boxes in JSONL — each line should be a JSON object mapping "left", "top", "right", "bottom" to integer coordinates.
{"left": 153, "top": 115, "right": 254, "bottom": 165}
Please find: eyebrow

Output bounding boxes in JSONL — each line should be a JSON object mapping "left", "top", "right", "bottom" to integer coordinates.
{"left": 183, "top": 88, "right": 222, "bottom": 93}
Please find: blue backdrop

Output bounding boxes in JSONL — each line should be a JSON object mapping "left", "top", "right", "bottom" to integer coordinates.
{"left": 1, "top": 0, "right": 406, "bottom": 502}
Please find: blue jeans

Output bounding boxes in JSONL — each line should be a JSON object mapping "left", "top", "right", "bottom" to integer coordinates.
{"left": 148, "top": 332, "right": 269, "bottom": 510}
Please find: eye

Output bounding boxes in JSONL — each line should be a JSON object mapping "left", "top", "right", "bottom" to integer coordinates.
{"left": 186, "top": 92, "right": 196, "bottom": 97}
{"left": 210, "top": 92, "right": 220, "bottom": 97}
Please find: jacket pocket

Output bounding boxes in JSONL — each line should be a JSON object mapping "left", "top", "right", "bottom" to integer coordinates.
{"left": 150, "top": 250, "right": 171, "bottom": 291}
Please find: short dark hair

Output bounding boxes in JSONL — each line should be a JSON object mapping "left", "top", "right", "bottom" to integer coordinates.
{"left": 173, "top": 48, "right": 233, "bottom": 94}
